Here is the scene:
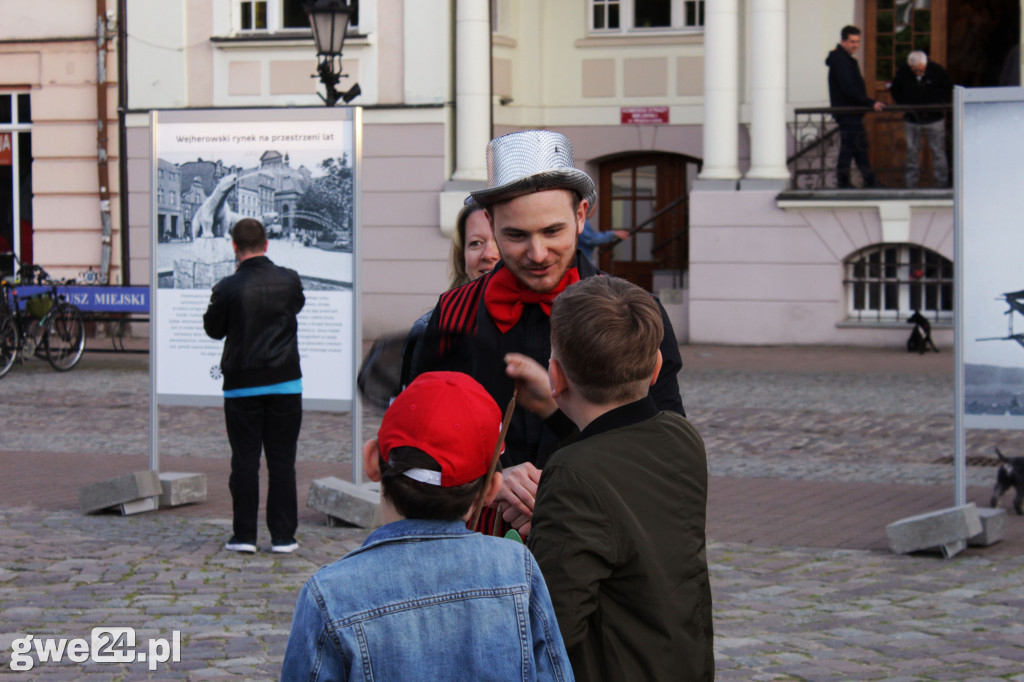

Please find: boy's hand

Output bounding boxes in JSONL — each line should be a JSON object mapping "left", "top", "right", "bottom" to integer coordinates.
{"left": 504, "top": 353, "right": 557, "bottom": 418}
{"left": 491, "top": 461, "right": 541, "bottom": 536}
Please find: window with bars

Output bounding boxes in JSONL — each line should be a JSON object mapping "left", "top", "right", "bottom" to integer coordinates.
{"left": 591, "top": 0, "right": 703, "bottom": 33}
{"left": 845, "top": 244, "right": 953, "bottom": 322}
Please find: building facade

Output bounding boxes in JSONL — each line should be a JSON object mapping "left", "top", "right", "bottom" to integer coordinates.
{"left": 3, "top": 0, "right": 1021, "bottom": 345}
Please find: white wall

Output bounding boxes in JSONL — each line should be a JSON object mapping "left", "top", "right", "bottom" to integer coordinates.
{"left": 128, "top": 0, "right": 187, "bottom": 109}
{"left": 786, "top": 0, "right": 858, "bottom": 107}
{"left": 403, "top": 0, "right": 449, "bottom": 104}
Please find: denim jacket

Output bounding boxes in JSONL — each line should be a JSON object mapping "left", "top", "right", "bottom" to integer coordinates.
{"left": 281, "top": 519, "right": 574, "bottom": 682}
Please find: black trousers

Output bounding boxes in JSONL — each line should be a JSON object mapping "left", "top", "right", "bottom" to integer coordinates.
{"left": 836, "top": 116, "right": 878, "bottom": 187}
{"left": 224, "top": 393, "right": 302, "bottom": 544}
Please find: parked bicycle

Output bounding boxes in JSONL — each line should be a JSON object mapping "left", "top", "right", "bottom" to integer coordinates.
{"left": 0, "top": 254, "right": 86, "bottom": 378}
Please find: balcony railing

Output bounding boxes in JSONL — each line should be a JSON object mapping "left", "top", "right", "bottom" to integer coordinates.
{"left": 788, "top": 104, "right": 953, "bottom": 191}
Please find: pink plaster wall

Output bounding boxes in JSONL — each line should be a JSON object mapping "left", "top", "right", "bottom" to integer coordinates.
{"left": 689, "top": 188, "right": 954, "bottom": 347}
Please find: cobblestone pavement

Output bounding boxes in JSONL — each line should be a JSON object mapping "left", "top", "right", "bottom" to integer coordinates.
{"left": 0, "top": 508, "right": 1021, "bottom": 681}
{"left": 1, "top": 346, "right": 1023, "bottom": 679}
{"left": 5, "top": 347, "right": 1023, "bottom": 488}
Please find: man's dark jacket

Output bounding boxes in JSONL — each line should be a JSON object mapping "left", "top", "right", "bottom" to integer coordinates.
{"left": 203, "top": 255, "right": 304, "bottom": 390}
{"left": 410, "top": 252, "right": 684, "bottom": 470}
{"left": 889, "top": 61, "right": 952, "bottom": 123}
{"left": 826, "top": 44, "right": 875, "bottom": 119}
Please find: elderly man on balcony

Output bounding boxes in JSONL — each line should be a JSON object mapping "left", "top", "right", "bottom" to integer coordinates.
{"left": 890, "top": 51, "right": 953, "bottom": 189}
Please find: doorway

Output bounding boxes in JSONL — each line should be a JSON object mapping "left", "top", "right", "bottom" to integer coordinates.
{"left": 597, "top": 153, "right": 691, "bottom": 293}
{"left": 864, "top": 0, "right": 1020, "bottom": 185}
{"left": 0, "top": 93, "right": 32, "bottom": 277}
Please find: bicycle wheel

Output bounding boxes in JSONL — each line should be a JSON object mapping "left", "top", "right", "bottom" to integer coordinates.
{"left": 0, "top": 310, "right": 19, "bottom": 378}
{"left": 44, "top": 302, "right": 85, "bottom": 371}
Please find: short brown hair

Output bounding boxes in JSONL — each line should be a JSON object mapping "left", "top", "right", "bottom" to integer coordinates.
{"left": 841, "top": 25, "right": 861, "bottom": 40}
{"left": 231, "top": 218, "right": 266, "bottom": 253}
{"left": 379, "top": 447, "right": 486, "bottom": 520}
{"left": 550, "top": 276, "right": 662, "bottom": 404}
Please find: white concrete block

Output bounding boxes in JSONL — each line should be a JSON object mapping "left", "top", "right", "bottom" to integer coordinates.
{"left": 307, "top": 477, "right": 382, "bottom": 529}
{"left": 158, "top": 472, "right": 207, "bottom": 508}
{"left": 120, "top": 496, "right": 159, "bottom": 516}
{"left": 885, "top": 504, "right": 982, "bottom": 556}
{"left": 78, "top": 470, "right": 162, "bottom": 514}
{"left": 968, "top": 507, "right": 1007, "bottom": 547}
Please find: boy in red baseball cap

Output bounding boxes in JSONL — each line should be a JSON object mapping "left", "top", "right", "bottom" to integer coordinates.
{"left": 282, "top": 371, "right": 573, "bottom": 681}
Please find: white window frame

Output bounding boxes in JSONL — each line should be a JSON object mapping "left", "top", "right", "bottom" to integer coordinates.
{"left": 238, "top": 0, "right": 268, "bottom": 31}
{"left": 845, "top": 244, "right": 954, "bottom": 323}
{"left": 590, "top": 0, "right": 704, "bottom": 35}
{"left": 235, "top": 0, "right": 359, "bottom": 34}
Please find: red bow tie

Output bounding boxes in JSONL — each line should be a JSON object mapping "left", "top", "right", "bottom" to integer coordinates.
{"left": 484, "top": 266, "right": 580, "bottom": 333}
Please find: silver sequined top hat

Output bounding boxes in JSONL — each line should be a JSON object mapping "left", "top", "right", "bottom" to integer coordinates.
{"left": 470, "top": 130, "right": 596, "bottom": 213}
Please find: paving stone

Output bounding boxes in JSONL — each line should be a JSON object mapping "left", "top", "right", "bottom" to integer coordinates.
{"left": 4, "top": 347, "right": 1024, "bottom": 679}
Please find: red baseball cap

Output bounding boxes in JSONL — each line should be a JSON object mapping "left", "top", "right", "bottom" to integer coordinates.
{"left": 377, "top": 372, "right": 503, "bottom": 487}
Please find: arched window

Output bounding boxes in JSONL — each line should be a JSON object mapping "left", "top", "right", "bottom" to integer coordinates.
{"left": 845, "top": 244, "right": 953, "bottom": 322}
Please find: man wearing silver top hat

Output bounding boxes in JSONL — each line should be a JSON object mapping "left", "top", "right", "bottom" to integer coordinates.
{"left": 410, "top": 129, "right": 685, "bottom": 536}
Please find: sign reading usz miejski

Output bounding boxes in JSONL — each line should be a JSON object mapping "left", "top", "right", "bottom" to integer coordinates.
{"left": 16, "top": 285, "right": 149, "bottom": 313}
{"left": 150, "top": 107, "right": 361, "bottom": 412}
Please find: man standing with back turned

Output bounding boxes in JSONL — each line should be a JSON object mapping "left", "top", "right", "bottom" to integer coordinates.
{"left": 204, "top": 218, "right": 305, "bottom": 554}
{"left": 410, "top": 130, "right": 685, "bottom": 537}
{"left": 827, "top": 25, "right": 885, "bottom": 188}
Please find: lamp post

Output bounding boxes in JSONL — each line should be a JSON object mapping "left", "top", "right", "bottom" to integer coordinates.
{"left": 306, "top": 0, "right": 360, "bottom": 106}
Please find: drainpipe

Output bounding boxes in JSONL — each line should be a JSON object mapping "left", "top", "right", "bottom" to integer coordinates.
{"left": 117, "top": 0, "right": 129, "bottom": 284}
{"left": 96, "top": 0, "right": 113, "bottom": 284}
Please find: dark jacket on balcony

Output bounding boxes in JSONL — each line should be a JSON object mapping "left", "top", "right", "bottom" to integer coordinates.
{"left": 826, "top": 45, "right": 876, "bottom": 121}
{"left": 890, "top": 61, "right": 952, "bottom": 124}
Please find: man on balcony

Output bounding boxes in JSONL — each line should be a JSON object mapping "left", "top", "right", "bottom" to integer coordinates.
{"left": 826, "top": 25, "right": 885, "bottom": 189}
{"left": 890, "top": 51, "right": 953, "bottom": 189}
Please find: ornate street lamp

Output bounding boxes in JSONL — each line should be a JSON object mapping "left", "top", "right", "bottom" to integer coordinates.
{"left": 306, "top": 0, "right": 360, "bottom": 106}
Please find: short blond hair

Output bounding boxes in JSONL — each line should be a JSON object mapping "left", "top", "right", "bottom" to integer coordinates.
{"left": 550, "top": 277, "right": 662, "bottom": 404}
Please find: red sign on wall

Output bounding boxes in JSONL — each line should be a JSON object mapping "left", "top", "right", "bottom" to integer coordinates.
{"left": 0, "top": 133, "right": 11, "bottom": 166}
{"left": 620, "top": 107, "right": 670, "bottom": 125}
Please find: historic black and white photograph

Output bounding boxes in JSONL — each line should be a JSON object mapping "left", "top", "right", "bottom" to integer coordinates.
{"left": 155, "top": 150, "right": 354, "bottom": 291}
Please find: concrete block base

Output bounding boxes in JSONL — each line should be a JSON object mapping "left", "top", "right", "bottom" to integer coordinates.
{"left": 159, "top": 472, "right": 207, "bottom": 508}
{"left": 886, "top": 503, "right": 983, "bottom": 558}
{"left": 308, "top": 477, "right": 381, "bottom": 529}
{"left": 120, "top": 497, "right": 159, "bottom": 516}
{"left": 78, "top": 470, "right": 162, "bottom": 515}
{"left": 968, "top": 507, "right": 1007, "bottom": 547}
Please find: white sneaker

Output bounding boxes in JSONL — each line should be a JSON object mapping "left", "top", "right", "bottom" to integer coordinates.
{"left": 225, "top": 538, "right": 257, "bottom": 553}
{"left": 271, "top": 541, "right": 299, "bottom": 554}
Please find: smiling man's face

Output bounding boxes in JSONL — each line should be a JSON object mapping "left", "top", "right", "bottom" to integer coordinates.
{"left": 488, "top": 190, "right": 587, "bottom": 294}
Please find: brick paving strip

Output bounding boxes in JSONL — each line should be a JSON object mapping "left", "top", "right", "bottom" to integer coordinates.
{"left": 0, "top": 345, "right": 1022, "bottom": 679}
